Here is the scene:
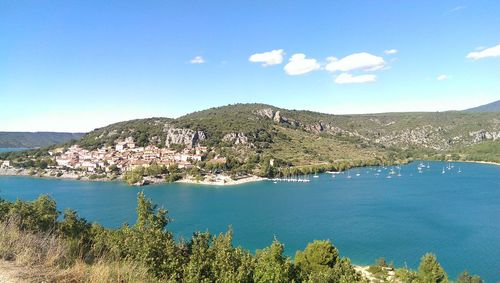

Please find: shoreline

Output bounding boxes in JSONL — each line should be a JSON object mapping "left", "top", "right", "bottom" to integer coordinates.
{"left": 0, "top": 167, "right": 267, "bottom": 186}
{"left": 1, "top": 158, "right": 498, "bottom": 186}
{"left": 456, "top": 160, "right": 500, "bottom": 166}
{"left": 176, "top": 175, "right": 267, "bottom": 186}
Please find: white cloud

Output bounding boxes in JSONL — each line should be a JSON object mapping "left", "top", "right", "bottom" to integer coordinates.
{"left": 283, "top": 53, "right": 320, "bottom": 75}
{"left": 466, "top": 44, "right": 500, "bottom": 60}
{"left": 190, "top": 56, "right": 205, "bottom": 64}
{"left": 449, "top": 6, "right": 466, "bottom": 13}
{"left": 437, "top": 74, "right": 449, "bottom": 81}
{"left": 384, "top": 49, "right": 398, "bottom": 55}
{"left": 249, "top": 49, "right": 284, "bottom": 66}
{"left": 325, "top": 52, "right": 385, "bottom": 72}
{"left": 334, "top": 73, "right": 376, "bottom": 84}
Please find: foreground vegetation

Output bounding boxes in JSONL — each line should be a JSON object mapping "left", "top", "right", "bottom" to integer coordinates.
{"left": 0, "top": 193, "right": 483, "bottom": 282}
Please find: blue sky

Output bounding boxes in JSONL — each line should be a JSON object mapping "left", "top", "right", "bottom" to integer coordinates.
{"left": 1, "top": 0, "right": 499, "bottom": 132}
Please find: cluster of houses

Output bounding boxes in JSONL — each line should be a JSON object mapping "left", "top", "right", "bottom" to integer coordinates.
{"left": 50, "top": 137, "right": 210, "bottom": 173}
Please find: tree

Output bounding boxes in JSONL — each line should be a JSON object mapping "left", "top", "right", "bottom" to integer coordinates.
{"left": 456, "top": 271, "right": 483, "bottom": 283}
{"left": 183, "top": 232, "right": 214, "bottom": 282}
{"left": 295, "top": 240, "right": 339, "bottom": 280}
{"left": 7, "top": 194, "right": 58, "bottom": 232}
{"left": 210, "top": 229, "right": 254, "bottom": 282}
{"left": 253, "top": 239, "right": 294, "bottom": 283}
{"left": 417, "top": 253, "right": 448, "bottom": 283}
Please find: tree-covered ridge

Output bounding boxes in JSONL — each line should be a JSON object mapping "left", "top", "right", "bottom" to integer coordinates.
{"left": 0, "top": 132, "right": 84, "bottom": 148}
{"left": 76, "top": 117, "right": 174, "bottom": 150}
{"left": 0, "top": 194, "right": 483, "bottom": 282}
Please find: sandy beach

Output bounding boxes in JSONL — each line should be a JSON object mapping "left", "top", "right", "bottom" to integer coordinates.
{"left": 176, "top": 175, "right": 267, "bottom": 186}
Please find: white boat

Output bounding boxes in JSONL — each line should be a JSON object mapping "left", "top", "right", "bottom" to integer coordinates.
{"left": 458, "top": 167, "right": 462, "bottom": 173}
{"left": 442, "top": 167, "right": 446, "bottom": 174}
{"left": 313, "top": 175, "right": 319, "bottom": 178}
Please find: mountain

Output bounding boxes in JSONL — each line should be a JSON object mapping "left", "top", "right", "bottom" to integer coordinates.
{"left": 0, "top": 132, "right": 85, "bottom": 148}
{"left": 464, "top": 100, "right": 500, "bottom": 112}
{"left": 74, "top": 103, "right": 500, "bottom": 164}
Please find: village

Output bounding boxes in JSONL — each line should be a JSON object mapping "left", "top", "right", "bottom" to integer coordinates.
{"left": 50, "top": 137, "right": 211, "bottom": 174}
{"left": 0, "top": 137, "right": 246, "bottom": 185}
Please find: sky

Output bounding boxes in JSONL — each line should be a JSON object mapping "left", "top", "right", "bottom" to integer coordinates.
{"left": 1, "top": 0, "right": 499, "bottom": 132}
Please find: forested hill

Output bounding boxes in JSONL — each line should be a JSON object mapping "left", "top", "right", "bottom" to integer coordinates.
{"left": 0, "top": 132, "right": 85, "bottom": 148}
{"left": 74, "top": 103, "right": 500, "bottom": 164}
{"left": 464, "top": 100, "right": 500, "bottom": 113}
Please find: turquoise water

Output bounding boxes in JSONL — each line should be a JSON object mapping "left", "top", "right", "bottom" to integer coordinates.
{"left": 0, "top": 161, "right": 498, "bottom": 282}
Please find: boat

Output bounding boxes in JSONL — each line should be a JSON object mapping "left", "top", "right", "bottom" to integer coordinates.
{"left": 313, "top": 175, "right": 319, "bottom": 178}
{"left": 442, "top": 167, "right": 446, "bottom": 174}
{"left": 346, "top": 171, "right": 352, "bottom": 179}
{"left": 458, "top": 167, "right": 462, "bottom": 173}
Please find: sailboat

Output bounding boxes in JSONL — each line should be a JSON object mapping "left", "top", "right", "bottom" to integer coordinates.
{"left": 442, "top": 167, "right": 446, "bottom": 174}
{"left": 346, "top": 171, "right": 352, "bottom": 179}
{"left": 458, "top": 167, "right": 462, "bottom": 173}
{"left": 397, "top": 168, "right": 402, "bottom": 177}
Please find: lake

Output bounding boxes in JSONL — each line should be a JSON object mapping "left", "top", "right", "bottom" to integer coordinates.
{"left": 0, "top": 160, "right": 498, "bottom": 282}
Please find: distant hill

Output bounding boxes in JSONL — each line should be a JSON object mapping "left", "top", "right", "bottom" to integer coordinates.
{"left": 0, "top": 132, "right": 85, "bottom": 148}
{"left": 464, "top": 100, "right": 500, "bottom": 112}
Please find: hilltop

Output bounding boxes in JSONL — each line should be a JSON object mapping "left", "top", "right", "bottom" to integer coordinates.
{"left": 78, "top": 103, "right": 500, "bottom": 162}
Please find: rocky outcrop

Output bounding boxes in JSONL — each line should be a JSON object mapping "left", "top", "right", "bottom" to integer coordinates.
{"left": 164, "top": 127, "right": 206, "bottom": 148}
{"left": 469, "top": 130, "right": 500, "bottom": 143}
{"left": 305, "top": 122, "right": 324, "bottom": 134}
{"left": 273, "top": 111, "right": 282, "bottom": 123}
{"left": 222, "top": 133, "right": 249, "bottom": 145}
{"left": 255, "top": 108, "right": 274, "bottom": 119}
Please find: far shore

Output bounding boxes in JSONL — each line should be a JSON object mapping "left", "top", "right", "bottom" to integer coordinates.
{"left": 455, "top": 160, "right": 500, "bottom": 166}
{"left": 0, "top": 167, "right": 267, "bottom": 186}
{"left": 1, "top": 158, "right": 498, "bottom": 187}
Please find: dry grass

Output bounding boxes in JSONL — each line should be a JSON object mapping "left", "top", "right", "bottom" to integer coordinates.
{"left": 56, "top": 260, "right": 157, "bottom": 283}
{"left": 0, "top": 220, "right": 68, "bottom": 267}
{"left": 0, "top": 220, "right": 156, "bottom": 283}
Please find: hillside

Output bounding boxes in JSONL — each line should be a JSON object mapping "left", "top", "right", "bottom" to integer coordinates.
{"left": 75, "top": 103, "right": 500, "bottom": 164}
{"left": 0, "top": 132, "right": 85, "bottom": 148}
{"left": 464, "top": 100, "right": 500, "bottom": 112}
{"left": 2, "top": 104, "right": 498, "bottom": 183}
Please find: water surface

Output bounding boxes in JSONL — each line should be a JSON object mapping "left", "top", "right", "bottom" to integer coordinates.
{"left": 0, "top": 161, "right": 498, "bottom": 281}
